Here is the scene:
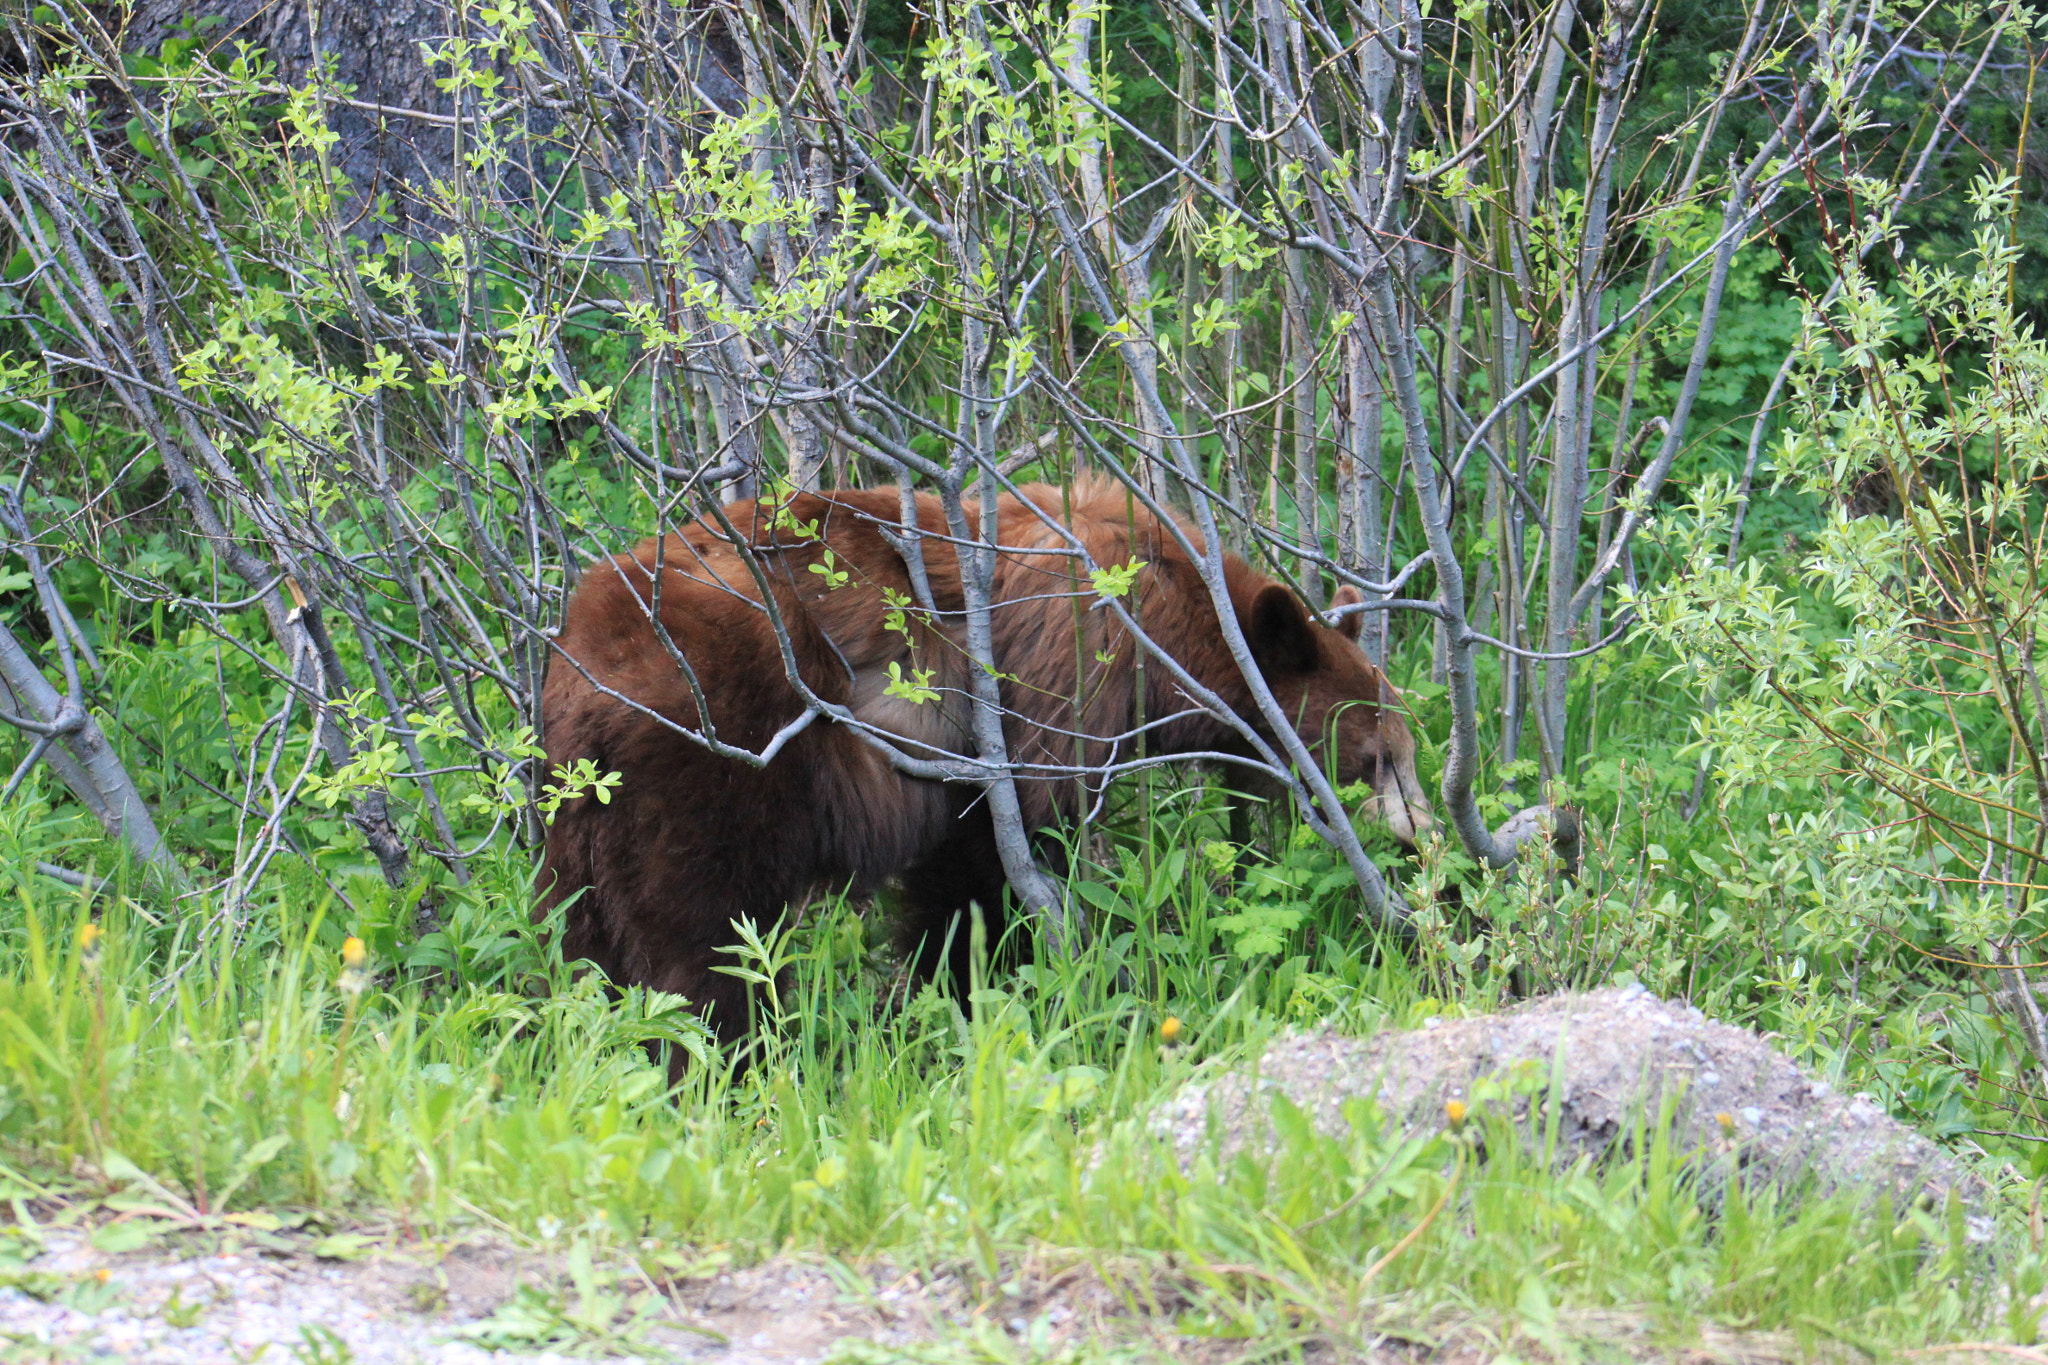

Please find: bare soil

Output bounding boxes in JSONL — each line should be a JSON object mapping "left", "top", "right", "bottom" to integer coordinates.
{"left": 0, "top": 1224, "right": 1853, "bottom": 1365}
{"left": 0, "top": 1226, "right": 961, "bottom": 1363}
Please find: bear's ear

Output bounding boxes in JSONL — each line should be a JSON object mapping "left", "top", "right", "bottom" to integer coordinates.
{"left": 1328, "top": 584, "right": 1364, "bottom": 643}
{"left": 1246, "top": 585, "right": 1319, "bottom": 673}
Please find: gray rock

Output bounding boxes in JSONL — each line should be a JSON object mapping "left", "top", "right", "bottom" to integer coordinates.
{"left": 1149, "top": 986, "right": 1989, "bottom": 1222}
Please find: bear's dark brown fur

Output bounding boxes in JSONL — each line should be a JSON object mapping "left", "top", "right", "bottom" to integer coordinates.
{"left": 538, "top": 482, "right": 1431, "bottom": 1046}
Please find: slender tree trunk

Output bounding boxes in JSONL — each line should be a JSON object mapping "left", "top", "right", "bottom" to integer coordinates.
{"left": 0, "top": 622, "right": 185, "bottom": 889}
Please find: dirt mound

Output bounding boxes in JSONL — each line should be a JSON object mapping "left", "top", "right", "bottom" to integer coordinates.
{"left": 1150, "top": 984, "right": 1988, "bottom": 1219}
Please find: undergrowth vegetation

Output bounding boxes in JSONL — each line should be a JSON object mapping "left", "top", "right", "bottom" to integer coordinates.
{"left": 0, "top": 0, "right": 2045, "bottom": 1356}
{"left": 2, "top": 726, "right": 2045, "bottom": 1354}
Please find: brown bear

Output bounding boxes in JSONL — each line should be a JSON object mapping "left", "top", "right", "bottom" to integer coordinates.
{"left": 537, "top": 481, "right": 1431, "bottom": 1048}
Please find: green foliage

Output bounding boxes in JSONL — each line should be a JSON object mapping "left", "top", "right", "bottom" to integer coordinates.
{"left": 1085, "top": 559, "right": 1146, "bottom": 602}
{"left": 883, "top": 660, "right": 943, "bottom": 706}
{"left": 0, "top": 1, "right": 2041, "bottom": 1350}
{"left": 1602, "top": 169, "right": 2048, "bottom": 1155}
{"left": 0, "top": 826, "right": 2032, "bottom": 1352}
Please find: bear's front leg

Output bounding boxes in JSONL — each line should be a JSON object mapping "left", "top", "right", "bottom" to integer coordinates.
{"left": 895, "top": 805, "right": 1017, "bottom": 998}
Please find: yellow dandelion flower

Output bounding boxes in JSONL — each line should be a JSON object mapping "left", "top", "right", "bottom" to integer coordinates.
{"left": 1715, "top": 1111, "right": 1736, "bottom": 1133}
{"left": 1159, "top": 1016, "right": 1183, "bottom": 1044}
{"left": 1445, "top": 1099, "right": 1468, "bottom": 1126}
{"left": 338, "top": 937, "right": 369, "bottom": 997}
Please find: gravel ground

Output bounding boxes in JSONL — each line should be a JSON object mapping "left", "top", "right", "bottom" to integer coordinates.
{"left": 0, "top": 1229, "right": 953, "bottom": 1363}
{"left": 0, "top": 1193, "right": 2016, "bottom": 1365}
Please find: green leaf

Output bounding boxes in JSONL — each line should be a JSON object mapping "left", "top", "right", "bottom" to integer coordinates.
{"left": 1032, "top": 1065, "right": 1105, "bottom": 1114}
{"left": 1073, "top": 880, "right": 1137, "bottom": 921}
{"left": 1088, "top": 559, "right": 1146, "bottom": 601}
{"left": 90, "top": 1221, "right": 161, "bottom": 1254}
{"left": 309, "top": 1232, "right": 378, "bottom": 1262}
{"left": 0, "top": 1225, "right": 41, "bottom": 1270}
{"left": 213, "top": 1133, "right": 291, "bottom": 1211}
{"left": 883, "top": 661, "right": 941, "bottom": 705}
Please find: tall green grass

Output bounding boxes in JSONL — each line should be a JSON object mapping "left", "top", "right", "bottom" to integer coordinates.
{"left": 0, "top": 782, "right": 2036, "bottom": 1356}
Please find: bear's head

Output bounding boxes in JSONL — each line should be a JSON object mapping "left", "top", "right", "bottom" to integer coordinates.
{"left": 1241, "top": 582, "right": 1434, "bottom": 846}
